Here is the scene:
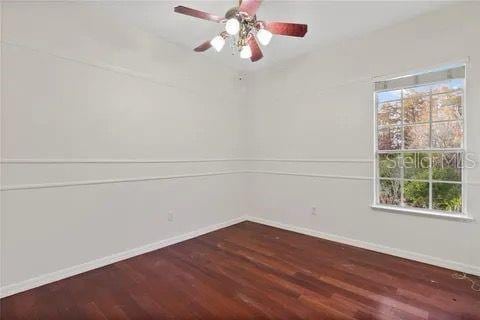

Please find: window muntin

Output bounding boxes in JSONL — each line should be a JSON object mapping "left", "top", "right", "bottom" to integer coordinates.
{"left": 374, "top": 66, "right": 465, "bottom": 215}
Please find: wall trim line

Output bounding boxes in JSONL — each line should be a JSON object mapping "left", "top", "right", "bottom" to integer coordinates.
{"left": 1, "top": 158, "right": 246, "bottom": 164}
{"left": 1, "top": 171, "right": 246, "bottom": 191}
{"left": 0, "top": 216, "right": 247, "bottom": 298}
{"left": 246, "top": 170, "right": 372, "bottom": 181}
{"left": 246, "top": 170, "right": 480, "bottom": 185}
{"left": 245, "top": 158, "right": 373, "bottom": 163}
{"left": 3, "top": 170, "right": 478, "bottom": 191}
{"left": 244, "top": 215, "right": 480, "bottom": 277}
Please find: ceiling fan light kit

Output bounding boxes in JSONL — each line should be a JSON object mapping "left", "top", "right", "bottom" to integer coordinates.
{"left": 174, "top": 0, "right": 308, "bottom": 62}
{"left": 240, "top": 45, "right": 252, "bottom": 59}
{"left": 256, "top": 28, "right": 272, "bottom": 46}
{"left": 225, "top": 18, "right": 241, "bottom": 35}
{"left": 210, "top": 35, "right": 226, "bottom": 52}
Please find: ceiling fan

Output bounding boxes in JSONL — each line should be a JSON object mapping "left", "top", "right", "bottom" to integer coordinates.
{"left": 173, "top": 0, "right": 308, "bottom": 62}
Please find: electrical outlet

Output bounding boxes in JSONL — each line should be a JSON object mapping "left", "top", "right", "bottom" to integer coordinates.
{"left": 167, "top": 211, "right": 174, "bottom": 222}
{"left": 311, "top": 207, "right": 317, "bottom": 216}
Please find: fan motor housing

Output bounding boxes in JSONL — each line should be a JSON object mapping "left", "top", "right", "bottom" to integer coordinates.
{"left": 225, "top": 7, "right": 238, "bottom": 19}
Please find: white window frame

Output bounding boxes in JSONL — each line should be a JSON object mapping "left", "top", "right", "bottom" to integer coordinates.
{"left": 371, "top": 62, "right": 473, "bottom": 221}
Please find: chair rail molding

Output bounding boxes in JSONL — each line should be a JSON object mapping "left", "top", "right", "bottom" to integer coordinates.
{"left": 0, "top": 171, "right": 246, "bottom": 191}
{"left": 1, "top": 158, "right": 246, "bottom": 164}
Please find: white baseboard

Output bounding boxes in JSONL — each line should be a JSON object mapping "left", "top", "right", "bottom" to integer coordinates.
{"left": 0, "top": 216, "right": 247, "bottom": 298}
{"left": 244, "top": 215, "right": 480, "bottom": 277}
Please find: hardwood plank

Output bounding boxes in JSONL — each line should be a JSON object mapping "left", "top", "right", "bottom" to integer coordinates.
{"left": 1, "top": 221, "right": 479, "bottom": 319}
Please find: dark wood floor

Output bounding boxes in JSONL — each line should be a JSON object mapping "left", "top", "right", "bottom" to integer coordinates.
{"left": 1, "top": 221, "right": 479, "bottom": 319}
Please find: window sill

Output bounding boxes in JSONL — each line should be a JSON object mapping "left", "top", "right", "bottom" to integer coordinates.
{"left": 371, "top": 204, "right": 475, "bottom": 222}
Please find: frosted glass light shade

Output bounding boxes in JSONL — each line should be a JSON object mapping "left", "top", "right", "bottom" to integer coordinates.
{"left": 256, "top": 28, "right": 272, "bottom": 46}
{"left": 210, "top": 35, "right": 225, "bottom": 52}
{"left": 225, "top": 18, "right": 240, "bottom": 35}
{"left": 240, "top": 45, "right": 252, "bottom": 59}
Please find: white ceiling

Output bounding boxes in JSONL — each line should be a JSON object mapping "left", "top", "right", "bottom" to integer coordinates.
{"left": 99, "top": 0, "right": 454, "bottom": 71}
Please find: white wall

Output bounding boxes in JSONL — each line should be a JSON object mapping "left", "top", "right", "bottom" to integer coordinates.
{"left": 245, "top": 3, "right": 480, "bottom": 274}
{"left": 0, "top": 2, "right": 246, "bottom": 292}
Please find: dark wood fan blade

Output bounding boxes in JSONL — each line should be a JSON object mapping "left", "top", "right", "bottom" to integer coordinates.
{"left": 248, "top": 36, "right": 263, "bottom": 62}
{"left": 264, "top": 22, "right": 308, "bottom": 37}
{"left": 194, "top": 41, "right": 212, "bottom": 52}
{"left": 239, "top": 0, "right": 262, "bottom": 16}
{"left": 174, "top": 6, "right": 223, "bottom": 23}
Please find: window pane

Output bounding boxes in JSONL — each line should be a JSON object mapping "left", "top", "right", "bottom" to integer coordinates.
{"left": 376, "top": 90, "right": 401, "bottom": 103}
{"left": 432, "top": 183, "right": 462, "bottom": 212}
{"left": 431, "top": 79, "right": 464, "bottom": 94}
{"left": 404, "top": 152, "right": 429, "bottom": 180}
{"left": 378, "top": 126, "right": 402, "bottom": 150}
{"left": 432, "top": 91, "right": 462, "bottom": 122}
{"left": 432, "top": 152, "right": 462, "bottom": 182}
{"left": 404, "top": 181, "right": 429, "bottom": 209}
{"left": 377, "top": 101, "right": 402, "bottom": 126}
{"left": 379, "top": 153, "right": 401, "bottom": 178}
{"left": 404, "top": 124, "right": 429, "bottom": 149}
{"left": 403, "top": 84, "right": 430, "bottom": 98}
{"left": 404, "top": 95, "right": 430, "bottom": 124}
{"left": 431, "top": 121, "right": 463, "bottom": 148}
{"left": 379, "top": 179, "right": 401, "bottom": 205}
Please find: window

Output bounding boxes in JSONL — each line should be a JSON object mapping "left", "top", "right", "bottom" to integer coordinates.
{"left": 374, "top": 65, "right": 466, "bottom": 216}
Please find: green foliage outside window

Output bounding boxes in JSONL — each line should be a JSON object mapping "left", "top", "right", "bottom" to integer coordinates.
{"left": 378, "top": 153, "right": 462, "bottom": 212}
